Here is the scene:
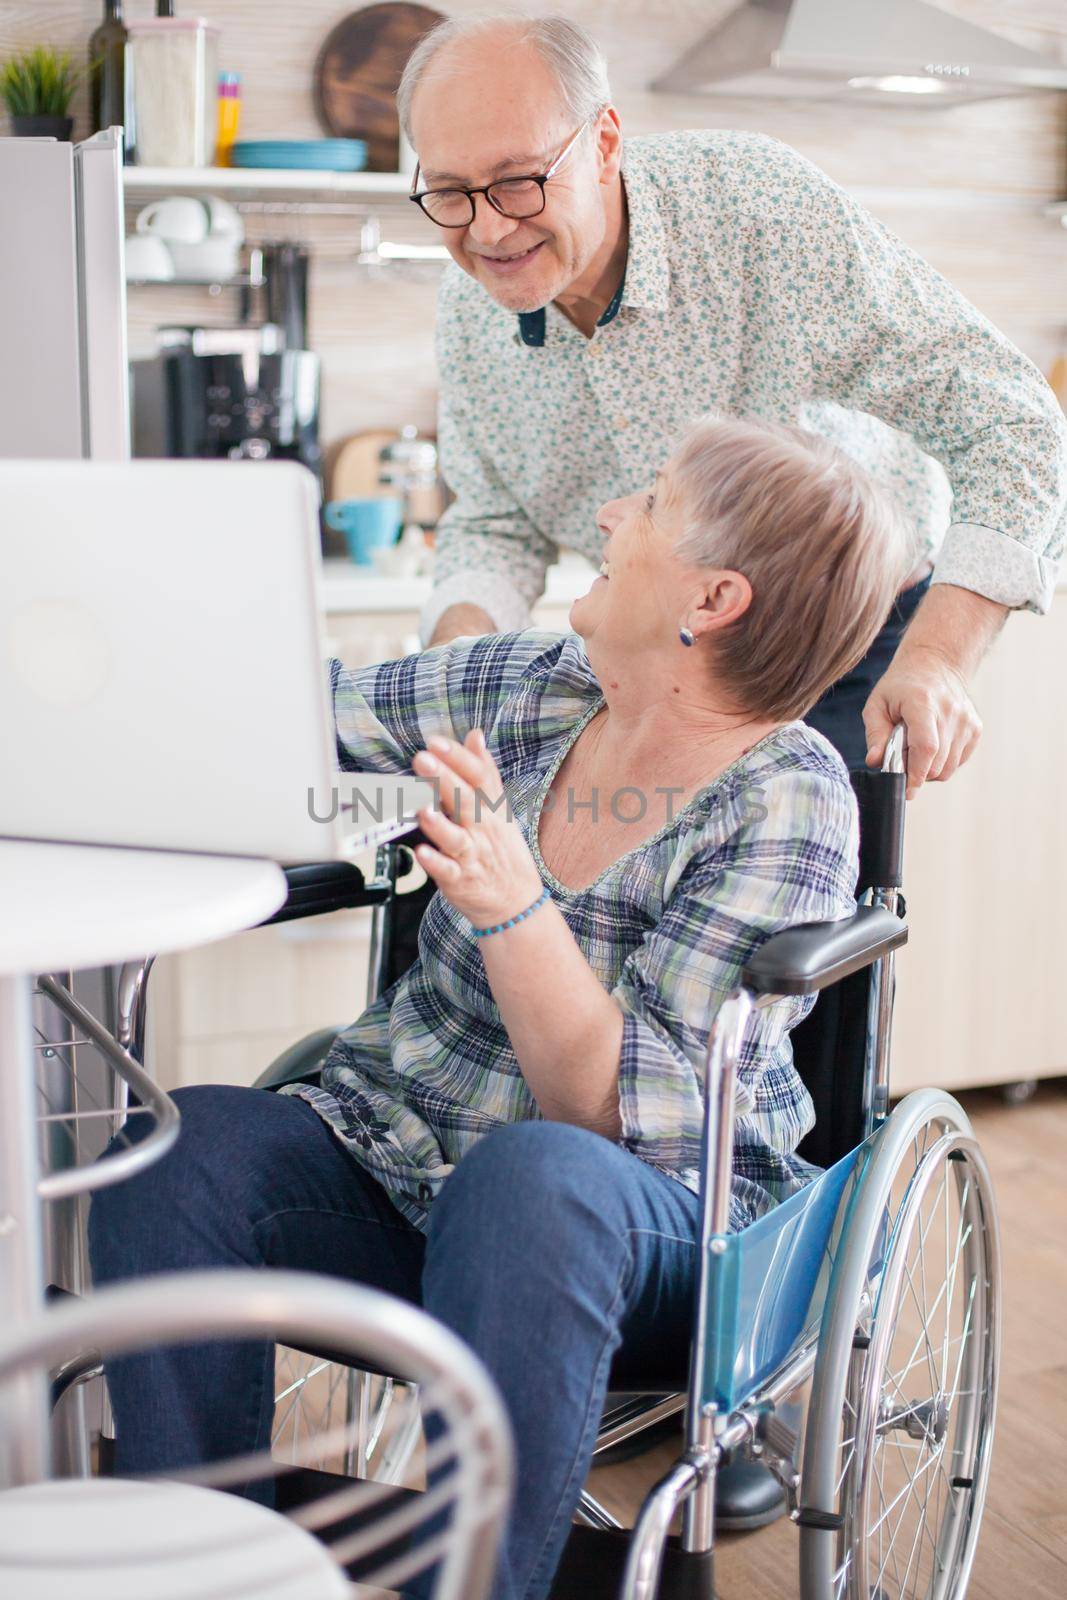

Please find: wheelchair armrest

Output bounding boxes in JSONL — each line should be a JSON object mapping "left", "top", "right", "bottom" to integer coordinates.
{"left": 742, "top": 904, "right": 907, "bottom": 997}
{"left": 257, "top": 859, "right": 400, "bottom": 927}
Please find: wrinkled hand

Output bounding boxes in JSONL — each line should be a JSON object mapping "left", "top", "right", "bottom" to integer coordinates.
{"left": 412, "top": 731, "right": 544, "bottom": 926}
{"left": 863, "top": 646, "right": 982, "bottom": 799}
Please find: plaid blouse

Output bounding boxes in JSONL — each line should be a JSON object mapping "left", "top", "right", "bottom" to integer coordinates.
{"left": 284, "top": 630, "right": 859, "bottom": 1233}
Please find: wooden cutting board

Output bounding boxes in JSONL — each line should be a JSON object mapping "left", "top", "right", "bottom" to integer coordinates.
{"left": 330, "top": 428, "right": 445, "bottom": 526}
{"left": 313, "top": 3, "right": 444, "bottom": 172}
{"left": 331, "top": 429, "right": 399, "bottom": 501}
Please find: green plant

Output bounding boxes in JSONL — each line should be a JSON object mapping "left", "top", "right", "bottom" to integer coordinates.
{"left": 0, "top": 46, "right": 84, "bottom": 118}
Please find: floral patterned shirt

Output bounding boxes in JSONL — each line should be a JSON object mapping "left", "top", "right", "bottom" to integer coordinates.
{"left": 283, "top": 629, "right": 859, "bottom": 1234}
{"left": 422, "top": 129, "right": 1066, "bottom": 642}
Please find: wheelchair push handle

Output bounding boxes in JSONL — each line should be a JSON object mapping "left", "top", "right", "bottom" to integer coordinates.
{"left": 881, "top": 723, "right": 906, "bottom": 776}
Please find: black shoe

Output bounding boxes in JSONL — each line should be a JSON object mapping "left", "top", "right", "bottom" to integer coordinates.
{"left": 594, "top": 1405, "right": 789, "bottom": 1533}
{"left": 715, "top": 1395, "right": 800, "bottom": 1532}
{"left": 713, "top": 1453, "right": 787, "bottom": 1532}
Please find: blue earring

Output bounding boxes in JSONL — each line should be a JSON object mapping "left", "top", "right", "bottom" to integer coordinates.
{"left": 679, "top": 625, "right": 695, "bottom": 647}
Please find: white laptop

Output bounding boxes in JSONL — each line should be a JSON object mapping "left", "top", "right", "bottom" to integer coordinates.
{"left": 1, "top": 458, "right": 433, "bottom": 862}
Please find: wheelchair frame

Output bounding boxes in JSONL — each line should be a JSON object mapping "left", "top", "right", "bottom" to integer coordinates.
{"left": 614, "top": 727, "right": 1000, "bottom": 1600}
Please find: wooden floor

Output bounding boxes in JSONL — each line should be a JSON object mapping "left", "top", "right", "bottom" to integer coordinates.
{"left": 584, "top": 1081, "right": 1067, "bottom": 1598}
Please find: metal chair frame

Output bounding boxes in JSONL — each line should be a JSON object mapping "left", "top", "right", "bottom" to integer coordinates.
{"left": 0, "top": 1269, "right": 514, "bottom": 1600}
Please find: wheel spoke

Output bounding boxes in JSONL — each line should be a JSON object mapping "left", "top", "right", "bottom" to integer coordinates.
{"left": 946, "top": 1275, "right": 978, "bottom": 1414}
{"left": 273, "top": 1372, "right": 315, "bottom": 1445}
{"left": 870, "top": 1441, "right": 942, "bottom": 1537}
{"left": 889, "top": 1209, "right": 971, "bottom": 1414}
{"left": 902, "top": 1249, "right": 941, "bottom": 1394}
{"left": 940, "top": 1183, "right": 972, "bottom": 1395}
{"left": 873, "top": 1442, "right": 943, "bottom": 1592}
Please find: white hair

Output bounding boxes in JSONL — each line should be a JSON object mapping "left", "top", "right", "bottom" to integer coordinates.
{"left": 396, "top": 11, "right": 611, "bottom": 141}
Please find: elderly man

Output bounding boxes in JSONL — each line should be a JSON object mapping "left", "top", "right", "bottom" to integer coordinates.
{"left": 401, "top": 12, "right": 1066, "bottom": 796}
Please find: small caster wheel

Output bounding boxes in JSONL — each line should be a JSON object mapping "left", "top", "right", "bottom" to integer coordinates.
{"left": 1001, "top": 1079, "right": 1038, "bottom": 1106}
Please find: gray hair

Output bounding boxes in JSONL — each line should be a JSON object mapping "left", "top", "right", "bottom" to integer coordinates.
{"left": 397, "top": 12, "right": 611, "bottom": 142}
{"left": 670, "top": 413, "right": 913, "bottom": 722}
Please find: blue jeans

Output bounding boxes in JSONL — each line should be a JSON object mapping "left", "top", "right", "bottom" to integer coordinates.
{"left": 89, "top": 1086, "right": 702, "bottom": 1600}
{"left": 805, "top": 576, "right": 931, "bottom": 768}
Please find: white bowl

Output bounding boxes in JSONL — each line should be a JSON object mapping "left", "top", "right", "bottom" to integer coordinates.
{"left": 168, "top": 237, "right": 242, "bottom": 281}
{"left": 124, "top": 233, "right": 175, "bottom": 282}
{"left": 202, "top": 194, "right": 245, "bottom": 243}
{"left": 135, "top": 195, "right": 210, "bottom": 244}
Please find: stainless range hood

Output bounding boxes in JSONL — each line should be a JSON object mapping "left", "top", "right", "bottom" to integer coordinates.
{"left": 653, "top": 0, "right": 1067, "bottom": 107}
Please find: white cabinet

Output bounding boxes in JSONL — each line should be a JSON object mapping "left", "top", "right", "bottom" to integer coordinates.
{"left": 889, "top": 592, "right": 1067, "bottom": 1092}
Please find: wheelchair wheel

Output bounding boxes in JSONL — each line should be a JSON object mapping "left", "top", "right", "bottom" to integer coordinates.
{"left": 272, "top": 1350, "right": 422, "bottom": 1484}
{"left": 799, "top": 1089, "right": 1001, "bottom": 1600}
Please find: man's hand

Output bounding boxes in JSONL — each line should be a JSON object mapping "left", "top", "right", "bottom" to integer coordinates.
{"left": 863, "top": 583, "right": 1007, "bottom": 798}
{"left": 428, "top": 603, "right": 496, "bottom": 647}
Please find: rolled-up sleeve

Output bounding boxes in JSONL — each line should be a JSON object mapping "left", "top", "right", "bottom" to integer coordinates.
{"left": 745, "top": 139, "right": 1067, "bottom": 612}
{"left": 423, "top": 284, "right": 558, "bottom": 643}
{"left": 612, "top": 766, "right": 858, "bottom": 1212}
{"left": 330, "top": 630, "right": 565, "bottom": 772}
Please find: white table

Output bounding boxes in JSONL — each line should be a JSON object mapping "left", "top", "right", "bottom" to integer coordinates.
{"left": 0, "top": 1477, "right": 350, "bottom": 1599}
{"left": 0, "top": 840, "right": 286, "bottom": 1485}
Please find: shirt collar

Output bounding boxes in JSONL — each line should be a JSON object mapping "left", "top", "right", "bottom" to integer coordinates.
{"left": 515, "top": 145, "right": 669, "bottom": 345}
{"left": 616, "top": 149, "right": 670, "bottom": 314}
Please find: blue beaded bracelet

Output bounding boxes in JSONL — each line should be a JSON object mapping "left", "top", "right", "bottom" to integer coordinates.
{"left": 471, "top": 886, "right": 551, "bottom": 939}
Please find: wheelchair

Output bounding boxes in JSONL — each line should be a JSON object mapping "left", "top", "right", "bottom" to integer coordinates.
{"left": 79, "top": 726, "right": 1000, "bottom": 1600}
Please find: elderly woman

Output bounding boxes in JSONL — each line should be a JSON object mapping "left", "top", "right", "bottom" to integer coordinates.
{"left": 90, "top": 414, "right": 909, "bottom": 1600}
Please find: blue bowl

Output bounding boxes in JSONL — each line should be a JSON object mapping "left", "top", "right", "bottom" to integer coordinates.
{"left": 325, "top": 497, "right": 403, "bottom": 564}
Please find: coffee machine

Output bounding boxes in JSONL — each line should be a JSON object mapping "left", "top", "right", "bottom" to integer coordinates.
{"left": 152, "top": 323, "right": 321, "bottom": 476}
{"left": 131, "top": 245, "right": 322, "bottom": 491}
{"left": 133, "top": 322, "right": 322, "bottom": 484}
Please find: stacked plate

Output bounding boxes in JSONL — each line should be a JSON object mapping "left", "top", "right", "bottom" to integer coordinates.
{"left": 231, "top": 139, "right": 368, "bottom": 172}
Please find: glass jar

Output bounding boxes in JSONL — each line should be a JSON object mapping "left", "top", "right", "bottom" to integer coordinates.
{"left": 126, "top": 17, "right": 220, "bottom": 167}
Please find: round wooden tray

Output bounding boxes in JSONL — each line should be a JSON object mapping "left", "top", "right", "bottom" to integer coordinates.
{"left": 313, "top": 3, "right": 444, "bottom": 172}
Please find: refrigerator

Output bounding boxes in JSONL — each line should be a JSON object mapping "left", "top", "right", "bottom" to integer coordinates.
{"left": 0, "top": 127, "right": 131, "bottom": 1474}
{"left": 0, "top": 127, "right": 129, "bottom": 461}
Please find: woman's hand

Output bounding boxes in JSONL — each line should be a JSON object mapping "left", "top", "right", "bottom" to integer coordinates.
{"left": 412, "top": 731, "right": 544, "bottom": 927}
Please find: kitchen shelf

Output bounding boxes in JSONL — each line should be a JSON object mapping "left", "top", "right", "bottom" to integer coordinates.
{"left": 126, "top": 273, "right": 266, "bottom": 292}
{"left": 123, "top": 166, "right": 412, "bottom": 203}
{"left": 126, "top": 245, "right": 267, "bottom": 295}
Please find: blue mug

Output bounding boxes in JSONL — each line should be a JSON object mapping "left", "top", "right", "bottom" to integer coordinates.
{"left": 325, "top": 497, "right": 403, "bottom": 564}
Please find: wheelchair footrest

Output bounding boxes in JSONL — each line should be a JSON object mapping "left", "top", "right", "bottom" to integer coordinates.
{"left": 549, "top": 1524, "right": 715, "bottom": 1600}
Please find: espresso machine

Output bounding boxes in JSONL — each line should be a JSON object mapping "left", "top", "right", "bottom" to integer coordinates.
{"left": 153, "top": 323, "right": 321, "bottom": 474}
{"left": 131, "top": 244, "right": 322, "bottom": 492}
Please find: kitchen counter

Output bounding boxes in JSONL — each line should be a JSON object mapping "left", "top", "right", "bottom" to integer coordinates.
{"left": 320, "top": 551, "right": 597, "bottom": 614}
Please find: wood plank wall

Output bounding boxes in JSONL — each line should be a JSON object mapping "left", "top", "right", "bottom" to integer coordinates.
{"left": 3, "top": 1, "right": 1066, "bottom": 467}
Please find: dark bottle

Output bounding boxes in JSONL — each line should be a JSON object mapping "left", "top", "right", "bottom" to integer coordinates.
{"left": 88, "top": 0, "right": 127, "bottom": 135}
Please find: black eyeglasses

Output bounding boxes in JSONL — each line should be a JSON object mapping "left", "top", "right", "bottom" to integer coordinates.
{"left": 409, "top": 122, "right": 589, "bottom": 229}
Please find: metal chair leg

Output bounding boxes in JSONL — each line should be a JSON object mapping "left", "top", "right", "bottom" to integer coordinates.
{"left": 114, "top": 956, "right": 154, "bottom": 1065}
{"left": 619, "top": 1457, "right": 702, "bottom": 1600}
